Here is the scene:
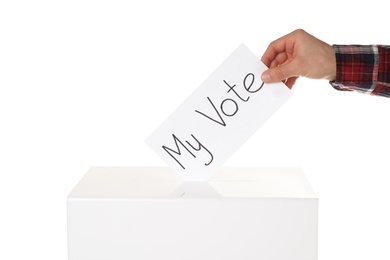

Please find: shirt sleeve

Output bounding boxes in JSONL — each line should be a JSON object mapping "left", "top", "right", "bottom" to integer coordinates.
{"left": 329, "top": 44, "right": 390, "bottom": 97}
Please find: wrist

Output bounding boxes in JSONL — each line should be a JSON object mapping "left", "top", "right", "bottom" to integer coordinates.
{"left": 324, "top": 44, "right": 336, "bottom": 81}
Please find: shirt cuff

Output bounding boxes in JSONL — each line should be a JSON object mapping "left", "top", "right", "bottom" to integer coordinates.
{"left": 329, "top": 44, "right": 378, "bottom": 94}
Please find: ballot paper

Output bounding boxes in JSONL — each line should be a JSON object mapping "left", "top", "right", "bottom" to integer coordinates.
{"left": 146, "top": 44, "right": 292, "bottom": 181}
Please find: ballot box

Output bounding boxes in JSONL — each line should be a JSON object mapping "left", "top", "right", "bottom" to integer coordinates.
{"left": 67, "top": 166, "right": 318, "bottom": 260}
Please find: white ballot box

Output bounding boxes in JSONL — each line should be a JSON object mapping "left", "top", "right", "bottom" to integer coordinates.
{"left": 67, "top": 167, "right": 318, "bottom": 260}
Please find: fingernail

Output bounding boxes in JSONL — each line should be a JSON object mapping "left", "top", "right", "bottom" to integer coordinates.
{"left": 261, "top": 72, "right": 270, "bottom": 82}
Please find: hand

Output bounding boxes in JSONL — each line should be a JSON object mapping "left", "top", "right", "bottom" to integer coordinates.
{"left": 261, "top": 29, "right": 336, "bottom": 89}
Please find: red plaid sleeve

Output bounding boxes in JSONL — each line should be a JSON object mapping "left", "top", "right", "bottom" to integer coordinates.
{"left": 329, "top": 45, "right": 390, "bottom": 97}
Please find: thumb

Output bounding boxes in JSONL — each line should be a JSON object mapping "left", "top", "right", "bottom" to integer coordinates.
{"left": 261, "top": 61, "right": 296, "bottom": 83}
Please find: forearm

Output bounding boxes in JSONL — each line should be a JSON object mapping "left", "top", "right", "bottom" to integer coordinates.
{"left": 329, "top": 45, "right": 390, "bottom": 97}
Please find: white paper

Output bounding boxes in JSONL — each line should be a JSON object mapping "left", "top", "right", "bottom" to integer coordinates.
{"left": 146, "top": 44, "right": 292, "bottom": 181}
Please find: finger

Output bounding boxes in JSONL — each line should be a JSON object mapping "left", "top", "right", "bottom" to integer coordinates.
{"left": 261, "top": 33, "right": 292, "bottom": 66}
{"left": 261, "top": 59, "right": 298, "bottom": 83}
{"left": 269, "top": 52, "right": 288, "bottom": 68}
{"left": 284, "top": 76, "right": 299, "bottom": 89}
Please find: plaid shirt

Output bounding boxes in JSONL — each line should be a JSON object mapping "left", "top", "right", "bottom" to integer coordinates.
{"left": 330, "top": 45, "right": 390, "bottom": 97}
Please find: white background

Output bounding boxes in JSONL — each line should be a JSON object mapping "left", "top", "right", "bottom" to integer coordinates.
{"left": 1, "top": 1, "right": 389, "bottom": 259}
